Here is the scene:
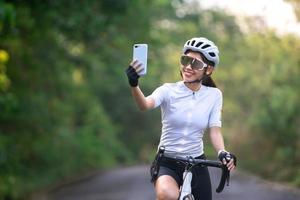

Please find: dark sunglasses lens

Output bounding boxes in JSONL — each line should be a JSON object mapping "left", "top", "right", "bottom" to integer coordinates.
{"left": 180, "top": 56, "right": 192, "bottom": 66}
{"left": 191, "top": 60, "right": 204, "bottom": 70}
{"left": 181, "top": 56, "right": 206, "bottom": 70}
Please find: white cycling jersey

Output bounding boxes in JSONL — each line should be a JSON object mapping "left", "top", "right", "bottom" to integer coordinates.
{"left": 148, "top": 81, "right": 222, "bottom": 157}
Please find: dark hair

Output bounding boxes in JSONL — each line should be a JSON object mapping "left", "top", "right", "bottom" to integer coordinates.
{"left": 184, "top": 50, "right": 217, "bottom": 88}
{"left": 202, "top": 75, "right": 217, "bottom": 88}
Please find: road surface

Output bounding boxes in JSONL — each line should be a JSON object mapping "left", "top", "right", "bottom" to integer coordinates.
{"left": 36, "top": 165, "right": 300, "bottom": 200}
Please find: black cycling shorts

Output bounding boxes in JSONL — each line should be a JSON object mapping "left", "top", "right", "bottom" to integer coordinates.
{"left": 154, "top": 154, "right": 212, "bottom": 200}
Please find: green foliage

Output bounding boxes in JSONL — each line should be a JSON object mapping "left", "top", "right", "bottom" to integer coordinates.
{"left": 0, "top": 50, "right": 10, "bottom": 91}
{"left": 0, "top": 0, "right": 14, "bottom": 92}
{"left": 0, "top": 0, "right": 15, "bottom": 35}
{"left": 243, "top": 34, "right": 300, "bottom": 183}
{"left": 1, "top": 0, "right": 300, "bottom": 199}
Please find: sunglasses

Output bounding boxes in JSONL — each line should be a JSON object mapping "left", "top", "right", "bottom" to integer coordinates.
{"left": 180, "top": 55, "right": 207, "bottom": 70}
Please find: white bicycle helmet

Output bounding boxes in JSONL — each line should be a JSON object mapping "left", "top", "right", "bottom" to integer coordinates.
{"left": 182, "top": 37, "right": 219, "bottom": 67}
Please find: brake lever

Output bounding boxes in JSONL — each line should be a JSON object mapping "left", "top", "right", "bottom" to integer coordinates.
{"left": 216, "top": 164, "right": 230, "bottom": 193}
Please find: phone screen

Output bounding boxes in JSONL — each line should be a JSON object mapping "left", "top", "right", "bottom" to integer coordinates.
{"left": 133, "top": 44, "right": 148, "bottom": 76}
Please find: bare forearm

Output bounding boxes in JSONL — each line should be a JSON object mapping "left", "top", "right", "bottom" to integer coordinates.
{"left": 209, "top": 127, "right": 226, "bottom": 154}
{"left": 130, "top": 86, "right": 154, "bottom": 111}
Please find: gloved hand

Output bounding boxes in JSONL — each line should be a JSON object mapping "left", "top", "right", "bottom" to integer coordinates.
{"left": 125, "top": 65, "right": 140, "bottom": 87}
{"left": 218, "top": 150, "right": 237, "bottom": 167}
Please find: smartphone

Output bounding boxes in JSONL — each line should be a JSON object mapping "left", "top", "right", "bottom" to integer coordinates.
{"left": 133, "top": 44, "right": 148, "bottom": 76}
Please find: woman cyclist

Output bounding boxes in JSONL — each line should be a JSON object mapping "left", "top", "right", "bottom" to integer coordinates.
{"left": 125, "top": 37, "right": 237, "bottom": 200}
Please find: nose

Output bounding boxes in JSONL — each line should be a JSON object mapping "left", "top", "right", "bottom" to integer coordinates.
{"left": 185, "top": 63, "right": 193, "bottom": 70}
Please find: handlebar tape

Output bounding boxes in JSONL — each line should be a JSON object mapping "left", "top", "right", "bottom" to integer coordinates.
{"left": 216, "top": 165, "right": 230, "bottom": 193}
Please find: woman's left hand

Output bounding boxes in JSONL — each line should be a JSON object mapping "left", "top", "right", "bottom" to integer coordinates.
{"left": 226, "top": 158, "right": 236, "bottom": 171}
{"left": 218, "top": 150, "right": 237, "bottom": 171}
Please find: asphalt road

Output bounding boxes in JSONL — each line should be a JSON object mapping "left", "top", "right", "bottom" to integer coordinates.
{"left": 39, "top": 165, "right": 300, "bottom": 200}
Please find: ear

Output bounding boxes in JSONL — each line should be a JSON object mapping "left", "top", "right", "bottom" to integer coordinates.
{"left": 206, "top": 66, "right": 214, "bottom": 75}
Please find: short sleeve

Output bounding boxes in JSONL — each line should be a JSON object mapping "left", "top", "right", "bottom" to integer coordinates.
{"left": 147, "top": 84, "right": 168, "bottom": 108}
{"left": 208, "top": 89, "right": 223, "bottom": 128}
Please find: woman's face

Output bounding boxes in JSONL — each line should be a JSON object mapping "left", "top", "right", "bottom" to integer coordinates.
{"left": 180, "top": 51, "right": 206, "bottom": 83}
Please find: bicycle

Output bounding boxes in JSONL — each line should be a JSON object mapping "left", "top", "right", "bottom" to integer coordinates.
{"left": 152, "top": 146, "right": 230, "bottom": 200}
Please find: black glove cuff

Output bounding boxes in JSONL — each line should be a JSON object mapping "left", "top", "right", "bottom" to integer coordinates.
{"left": 125, "top": 65, "right": 139, "bottom": 87}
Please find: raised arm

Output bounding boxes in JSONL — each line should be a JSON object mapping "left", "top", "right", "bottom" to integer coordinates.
{"left": 126, "top": 60, "right": 155, "bottom": 111}
{"left": 130, "top": 86, "right": 155, "bottom": 111}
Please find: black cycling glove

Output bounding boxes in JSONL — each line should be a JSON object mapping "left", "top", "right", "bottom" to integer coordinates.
{"left": 125, "top": 65, "right": 140, "bottom": 87}
{"left": 218, "top": 150, "right": 237, "bottom": 166}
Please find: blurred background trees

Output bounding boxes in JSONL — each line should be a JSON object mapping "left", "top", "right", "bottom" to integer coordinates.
{"left": 0, "top": 0, "right": 299, "bottom": 199}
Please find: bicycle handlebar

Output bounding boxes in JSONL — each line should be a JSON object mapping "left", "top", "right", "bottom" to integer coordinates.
{"left": 162, "top": 153, "right": 230, "bottom": 193}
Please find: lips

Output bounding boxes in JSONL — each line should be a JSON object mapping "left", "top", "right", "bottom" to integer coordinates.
{"left": 183, "top": 70, "right": 194, "bottom": 77}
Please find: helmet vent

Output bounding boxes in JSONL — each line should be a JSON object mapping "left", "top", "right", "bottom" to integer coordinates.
{"left": 191, "top": 40, "right": 196, "bottom": 46}
{"left": 202, "top": 44, "right": 211, "bottom": 49}
{"left": 195, "top": 42, "right": 203, "bottom": 47}
{"left": 209, "top": 52, "right": 216, "bottom": 57}
{"left": 187, "top": 41, "right": 190, "bottom": 45}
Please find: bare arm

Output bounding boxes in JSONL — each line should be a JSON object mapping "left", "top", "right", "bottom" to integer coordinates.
{"left": 209, "top": 127, "right": 236, "bottom": 171}
{"left": 130, "top": 86, "right": 155, "bottom": 111}
{"left": 209, "top": 127, "right": 225, "bottom": 154}
{"left": 126, "top": 60, "right": 155, "bottom": 111}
